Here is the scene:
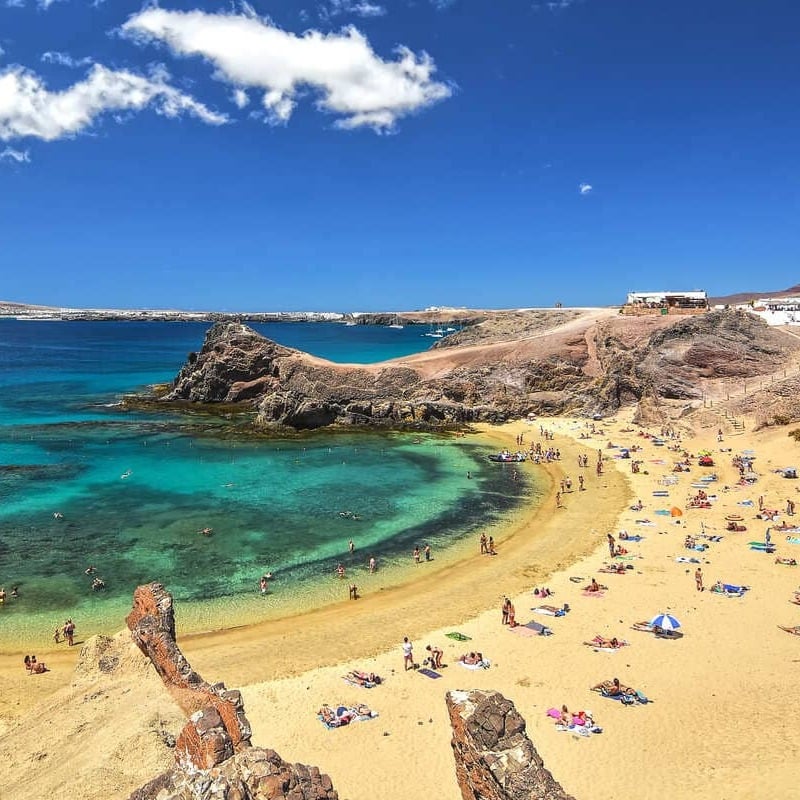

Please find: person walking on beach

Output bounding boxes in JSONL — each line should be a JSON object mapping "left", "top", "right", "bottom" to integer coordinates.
{"left": 369, "top": 555, "right": 376, "bottom": 573}
{"left": 64, "top": 619, "right": 75, "bottom": 646}
{"left": 556, "top": 491, "right": 562, "bottom": 508}
{"left": 413, "top": 546, "right": 421, "bottom": 563}
{"left": 402, "top": 637, "right": 414, "bottom": 671}
{"left": 348, "top": 539, "right": 355, "bottom": 556}
{"left": 607, "top": 533, "right": 616, "bottom": 558}
{"left": 578, "top": 475, "right": 585, "bottom": 491}
{"left": 480, "top": 533, "right": 488, "bottom": 554}
{"left": 424, "top": 544, "right": 432, "bottom": 562}
{"left": 695, "top": 567, "right": 704, "bottom": 592}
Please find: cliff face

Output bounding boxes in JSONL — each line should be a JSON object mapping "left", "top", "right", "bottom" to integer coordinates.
{"left": 446, "top": 689, "right": 575, "bottom": 800}
{"left": 157, "top": 311, "right": 799, "bottom": 431}
{"left": 127, "top": 583, "right": 338, "bottom": 800}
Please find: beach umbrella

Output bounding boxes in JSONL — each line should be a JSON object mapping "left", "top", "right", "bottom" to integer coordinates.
{"left": 649, "top": 613, "right": 681, "bottom": 631}
{"left": 670, "top": 507, "right": 683, "bottom": 517}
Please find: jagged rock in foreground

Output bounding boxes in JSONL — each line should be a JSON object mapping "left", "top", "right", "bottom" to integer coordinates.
{"left": 446, "top": 689, "right": 576, "bottom": 800}
{"left": 156, "top": 311, "right": 799, "bottom": 431}
{"left": 127, "top": 583, "right": 337, "bottom": 800}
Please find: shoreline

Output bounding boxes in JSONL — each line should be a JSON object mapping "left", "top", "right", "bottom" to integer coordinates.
{"left": 0, "top": 421, "right": 623, "bottom": 716}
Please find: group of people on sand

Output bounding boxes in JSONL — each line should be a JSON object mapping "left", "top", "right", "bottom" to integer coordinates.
{"left": 501, "top": 596, "right": 517, "bottom": 627}
{"left": 479, "top": 533, "right": 497, "bottom": 555}
{"left": 53, "top": 619, "right": 75, "bottom": 646}
{"left": 24, "top": 654, "right": 48, "bottom": 674}
{"left": 413, "top": 544, "right": 432, "bottom": 563}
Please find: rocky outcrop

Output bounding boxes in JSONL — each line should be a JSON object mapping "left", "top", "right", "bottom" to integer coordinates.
{"left": 153, "top": 311, "right": 800, "bottom": 431}
{"left": 127, "top": 583, "right": 337, "bottom": 800}
{"left": 446, "top": 689, "right": 575, "bottom": 800}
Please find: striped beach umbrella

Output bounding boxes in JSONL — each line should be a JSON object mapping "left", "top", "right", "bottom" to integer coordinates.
{"left": 649, "top": 613, "right": 681, "bottom": 631}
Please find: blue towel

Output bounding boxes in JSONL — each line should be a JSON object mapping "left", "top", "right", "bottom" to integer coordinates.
{"left": 418, "top": 668, "right": 442, "bottom": 679}
{"left": 722, "top": 583, "right": 748, "bottom": 594}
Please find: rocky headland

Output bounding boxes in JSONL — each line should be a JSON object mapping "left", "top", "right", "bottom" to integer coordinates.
{"left": 152, "top": 309, "right": 800, "bottom": 431}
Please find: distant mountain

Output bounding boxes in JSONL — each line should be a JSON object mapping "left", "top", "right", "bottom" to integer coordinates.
{"left": 709, "top": 285, "right": 800, "bottom": 305}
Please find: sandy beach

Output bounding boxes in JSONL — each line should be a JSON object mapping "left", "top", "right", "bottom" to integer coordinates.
{"left": 3, "top": 412, "right": 800, "bottom": 799}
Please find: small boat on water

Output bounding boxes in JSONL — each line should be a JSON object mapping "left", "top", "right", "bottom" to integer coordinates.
{"left": 487, "top": 450, "right": 527, "bottom": 463}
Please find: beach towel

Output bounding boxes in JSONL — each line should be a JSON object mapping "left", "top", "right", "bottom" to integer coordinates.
{"left": 653, "top": 491, "right": 670, "bottom": 497}
{"left": 533, "top": 606, "right": 565, "bottom": 617}
{"left": 786, "top": 537, "right": 800, "bottom": 544}
{"left": 445, "top": 632, "right": 471, "bottom": 641}
{"left": 600, "top": 689, "right": 648, "bottom": 705}
{"left": 636, "top": 520, "right": 656, "bottom": 527}
{"left": 620, "top": 535, "right": 643, "bottom": 543}
{"left": 655, "top": 509, "right": 671, "bottom": 516}
{"left": 318, "top": 706, "right": 379, "bottom": 729}
{"left": 581, "top": 590, "right": 606, "bottom": 598}
{"left": 737, "top": 500, "right": 755, "bottom": 507}
{"left": 514, "top": 620, "right": 553, "bottom": 636}
{"left": 675, "top": 556, "right": 701, "bottom": 563}
{"left": 459, "top": 659, "right": 491, "bottom": 670}
{"left": 417, "top": 668, "right": 442, "bottom": 679}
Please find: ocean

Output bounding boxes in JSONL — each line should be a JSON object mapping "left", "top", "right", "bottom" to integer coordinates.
{"left": 0, "top": 321, "right": 539, "bottom": 646}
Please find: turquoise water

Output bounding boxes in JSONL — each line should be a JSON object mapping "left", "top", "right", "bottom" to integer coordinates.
{"left": 0, "top": 321, "right": 538, "bottom": 645}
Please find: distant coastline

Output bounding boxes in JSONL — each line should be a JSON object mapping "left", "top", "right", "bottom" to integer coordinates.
{"left": 0, "top": 300, "right": 482, "bottom": 326}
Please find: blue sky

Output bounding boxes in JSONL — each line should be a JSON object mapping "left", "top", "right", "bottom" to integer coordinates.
{"left": 1, "top": 0, "right": 798, "bottom": 311}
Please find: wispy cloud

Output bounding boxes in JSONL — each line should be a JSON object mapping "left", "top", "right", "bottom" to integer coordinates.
{"left": 122, "top": 9, "right": 452, "bottom": 132}
{"left": 579, "top": 182, "right": 592, "bottom": 195}
{"left": 231, "top": 88, "right": 249, "bottom": 109}
{"left": 0, "top": 64, "right": 227, "bottom": 142}
{"left": 319, "top": 0, "right": 386, "bottom": 21}
{"left": 430, "top": 0, "right": 457, "bottom": 9}
{"left": 0, "top": 145, "right": 30, "bottom": 162}
{"left": 41, "top": 51, "right": 94, "bottom": 69}
{"left": 534, "top": 0, "right": 580, "bottom": 10}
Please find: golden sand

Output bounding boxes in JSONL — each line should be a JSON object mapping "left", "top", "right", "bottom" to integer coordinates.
{"left": 2, "top": 413, "right": 800, "bottom": 800}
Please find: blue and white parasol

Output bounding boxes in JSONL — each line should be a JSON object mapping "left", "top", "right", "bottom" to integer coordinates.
{"left": 649, "top": 613, "right": 681, "bottom": 631}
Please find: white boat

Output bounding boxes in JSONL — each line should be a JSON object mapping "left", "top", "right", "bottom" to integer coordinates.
{"left": 388, "top": 323, "right": 404, "bottom": 329}
{"left": 345, "top": 321, "right": 357, "bottom": 326}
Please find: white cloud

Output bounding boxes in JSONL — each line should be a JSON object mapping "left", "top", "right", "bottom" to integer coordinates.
{"left": 0, "top": 63, "right": 227, "bottom": 142}
{"left": 41, "top": 51, "right": 94, "bottom": 69}
{"left": 430, "top": 0, "right": 457, "bottom": 9}
{"left": 0, "top": 145, "right": 30, "bottom": 162}
{"left": 122, "top": 9, "right": 452, "bottom": 132}
{"left": 231, "top": 87, "right": 249, "bottom": 108}
{"left": 579, "top": 182, "right": 592, "bottom": 195}
{"left": 319, "top": 0, "right": 386, "bottom": 20}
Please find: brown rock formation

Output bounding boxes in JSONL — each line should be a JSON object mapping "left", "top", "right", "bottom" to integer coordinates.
{"left": 127, "top": 583, "right": 337, "bottom": 800}
{"left": 446, "top": 689, "right": 576, "bottom": 800}
{"left": 151, "top": 310, "right": 800, "bottom": 431}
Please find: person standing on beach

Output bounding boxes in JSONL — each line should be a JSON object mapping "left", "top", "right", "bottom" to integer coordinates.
{"left": 369, "top": 555, "right": 376, "bottom": 573}
{"left": 480, "top": 533, "right": 487, "bottom": 554}
{"left": 348, "top": 539, "right": 355, "bottom": 556}
{"left": 413, "top": 546, "right": 421, "bottom": 563}
{"left": 556, "top": 491, "right": 562, "bottom": 508}
{"left": 695, "top": 567, "right": 704, "bottom": 592}
{"left": 578, "top": 475, "right": 585, "bottom": 491}
{"left": 501, "top": 597, "right": 510, "bottom": 625}
{"left": 64, "top": 619, "right": 75, "bottom": 646}
{"left": 53, "top": 627, "right": 61, "bottom": 644}
{"left": 402, "top": 637, "right": 414, "bottom": 671}
{"left": 607, "top": 533, "right": 616, "bottom": 558}
{"left": 424, "top": 544, "right": 431, "bottom": 561}
{"left": 425, "top": 644, "right": 443, "bottom": 669}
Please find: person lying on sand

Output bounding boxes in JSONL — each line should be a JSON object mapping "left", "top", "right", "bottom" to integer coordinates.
{"left": 590, "top": 677, "right": 635, "bottom": 697}
{"left": 599, "top": 563, "right": 627, "bottom": 575}
{"left": 584, "top": 635, "right": 623, "bottom": 649}
{"left": 776, "top": 557, "right": 798, "bottom": 566}
{"left": 779, "top": 625, "right": 800, "bottom": 636}
{"left": 458, "top": 652, "right": 485, "bottom": 665}
{"left": 346, "top": 670, "right": 381, "bottom": 686}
